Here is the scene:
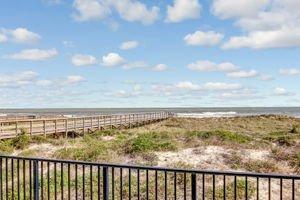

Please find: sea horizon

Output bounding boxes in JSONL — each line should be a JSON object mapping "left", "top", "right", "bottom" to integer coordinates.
{"left": 1, "top": 107, "right": 300, "bottom": 118}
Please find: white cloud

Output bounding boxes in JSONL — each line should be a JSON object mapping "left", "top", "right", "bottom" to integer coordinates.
{"left": 259, "top": 74, "right": 273, "bottom": 81}
{"left": 71, "top": 54, "right": 97, "bottom": 66}
{"left": 122, "top": 61, "right": 147, "bottom": 70}
{"left": 217, "top": 0, "right": 300, "bottom": 49}
{"left": 0, "top": 71, "right": 38, "bottom": 88}
{"left": 72, "top": 0, "right": 159, "bottom": 24}
{"left": 111, "top": 0, "right": 159, "bottom": 25}
{"left": 0, "top": 33, "right": 7, "bottom": 43}
{"left": 203, "top": 82, "right": 241, "bottom": 90}
{"left": 279, "top": 68, "right": 300, "bottom": 76}
{"left": 184, "top": 30, "right": 223, "bottom": 46}
{"left": 5, "top": 48, "right": 58, "bottom": 61}
{"left": 120, "top": 40, "right": 139, "bottom": 50}
{"left": 175, "top": 81, "right": 200, "bottom": 90}
{"left": 152, "top": 64, "right": 168, "bottom": 71}
{"left": 187, "top": 60, "right": 238, "bottom": 72}
{"left": 72, "top": 0, "right": 111, "bottom": 21}
{"left": 227, "top": 70, "right": 258, "bottom": 78}
{"left": 166, "top": 0, "right": 201, "bottom": 23}
{"left": 102, "top": 52, "right": 125, "bottom": 66}
{"left": 66, "top": 75, "right": 85, "bottom": 84}
{"left": 9, "top": 28, "right": 41, "bottom": 44}
{"left": 273, "top": 87, "right": 294, "bottom": 96}
{"left": 212, "top": 0, "right": 270, "bottom": 19}
{"left": 0, "top": 28, "right": 41, "bottom": 44}
{"left": 223, "top": 28, "right": 300, "bottom": 49}
{"left": 218, "top": 88, "right": 261, "bottom": 99}
{"left": 36, "top": 80, "right": 53, "bottom": 87}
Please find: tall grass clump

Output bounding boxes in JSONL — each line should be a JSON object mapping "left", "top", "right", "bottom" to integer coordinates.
{"left": 124, "top": 132, "right": 178, "bottom": 154}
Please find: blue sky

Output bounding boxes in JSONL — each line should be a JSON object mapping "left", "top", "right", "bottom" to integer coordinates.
{"left": 0, "top": 0, "right": 299, "bottom": 108}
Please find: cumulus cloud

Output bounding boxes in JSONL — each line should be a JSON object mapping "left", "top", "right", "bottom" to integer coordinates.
{"left": 174, "top": 81, "right": 241, "bottom": 91}
{"left": 184, "top": 30, "right": 223, "bottom": 46}
{"left": 227, "top": 70, "right": 258, "bottom": 78}
{"left": 175, "top": 81, "right": 200, "bottom": 90}
{"left": 273, "top": 87, "right": 294, "bottom": 96}
{"left": 166, "top": 0, "right": 201, "bottom": 23}
{"left": 120, "top": 40, "right": 139, "bottom": 50}
{"left": 71, "top": 54, "right": 97, "bottom": 66}
{"left": 0, "top": 28, "right": 41, "bottom": 44}
{"left": 0, "top": 33, "right": 8, "bottom": 43}
{"left": 65, "top": 75, "right": 85, "bottom": 84}
{"left": 152, "top": 64, "right": 168, "bottom": 71}
{"left": 72, "top": 0, "right": 159, "bottom": 25}
{"left": 102, "top": 52, "right": 125, "bottom": 66}
{"left": 279, "top": 68, "right": 300, "bottom": 76}
{"left": 214, "top": 0, "right": 300, "bottom": 49}
{"left": 187, "top": 60, "right": 238, "bottom": 72}
{"left": 5, "top": 48, "right": 58, "bottom": 61}
{"left": 72, "top": 0, "right": 111, "bottom": 21}
{"left": 212, "top": 0, "right": 269, "bottom": 19}
{"left": 36, "top": 80, "right": 53, "bottom": 87}
{"left": 122, "top": 61, "right": 147, "bottom": 70}
{"left": 0, "top": 71, "right": 38, "bottom": 88}
{"left": 203, "top": 82, "right": 241, "bottom": 90}
{"left": 223, "top": 28, "right": 300, "bottom": 49}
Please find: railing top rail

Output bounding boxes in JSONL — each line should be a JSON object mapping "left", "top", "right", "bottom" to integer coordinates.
{"left": 0, "top": 155, "right": 299, "bottom": 180}
{"left": 0, "top": 111, "right": 171, "bottom": 123}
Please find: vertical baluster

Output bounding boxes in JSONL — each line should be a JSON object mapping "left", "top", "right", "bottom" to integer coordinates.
{"left": 61, "top": 163, "right": 64, "bottom": 200}
{"left": 90, "top": 165, "right": 93, "bottom": 200}
{"left": 68, "top": 163, "right": 71, "bottom": 200}
{"left": 164, "top": 171, "right": 167, "bottom": 200}
{"left": 75, "top": 164, "right": 78, "bottom": 200}
{"left": 120, "top": 168, "right": 123, "bottom": 200}
{"left": 191, "top": 173, "right": 197, "bottom": 200}
{"left": 83, "top": 165, "right": 85, "bottom": 200}
{"left": 155, "top": 171, "right": 158, "bottom": 200}
{"left": 128, "top": 169, "right": 131, "bottom": 200}
{"left": 102, "top": 167, "right": 109, "bottom": 200}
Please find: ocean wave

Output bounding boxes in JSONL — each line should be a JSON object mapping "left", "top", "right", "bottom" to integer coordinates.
{"left": 176, "top": 112, "right": 237, "bottom": 118}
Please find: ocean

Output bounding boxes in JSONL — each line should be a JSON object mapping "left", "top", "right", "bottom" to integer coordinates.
{"left": 0, "top": 107, "right": 300, "bottom": 118}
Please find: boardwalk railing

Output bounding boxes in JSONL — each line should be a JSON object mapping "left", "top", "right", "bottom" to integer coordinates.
{"left": 0, "top": 112, "right": 173, "bottom": 139}
{"left": 0, "top": 155, "right": 299, "bottom": 200}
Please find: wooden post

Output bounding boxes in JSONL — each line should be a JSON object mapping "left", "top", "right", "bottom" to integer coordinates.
{"left": 65, "top": 119, "right": 68, "bottom": 138}
{"left": 30, "top": 121, "right": 33, "bottom": 135}
{"left": 97, "top": 116, "right": 100, "bottom": 130}
{"left": 82, "top": 117, "right": 85, "bottom": 134}
{"left": 91, "top": 117, "right": 93, "bottom": 130}
{"left": 110, "top": 116, "right": 112, "bottom": 129}
{"left": 43, "top": 120, "right": 46, "bottom": 137}
{"left": 15, "top": 121, "right": 18, "bottom": 135}
{"left": 55, "top": 119, "right": 57, "bottom": 135}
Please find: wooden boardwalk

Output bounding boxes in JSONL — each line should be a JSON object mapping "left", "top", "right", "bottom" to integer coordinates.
{"left": 0, "top": 112, "right": 172, "bottom": 139}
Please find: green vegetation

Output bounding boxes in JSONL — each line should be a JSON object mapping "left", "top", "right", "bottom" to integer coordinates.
{"left": 186, "top": 130, "right": 250, "bottom": 144}
{"left": 124, "top": 132, "right": 177, "bottom": 154}
{"left": 207, "top": 179, "right": 255, "bottom": 200}
{"left": 1, "top": 116, "right": 300, "bottom": 174}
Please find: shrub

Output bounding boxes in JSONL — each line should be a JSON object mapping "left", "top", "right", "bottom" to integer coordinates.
{"left": 186, "top": 130, "right": 250, "bottom": 143}
{"left": 291, "top": 124, "right": 300, "bottom": 134}
{"left": 11, "top": 130, "right": 31, "bottom": 149}
{"left": 0, "top": 140, "right": 14, "bottom": 154}
{"left": 124, "top": 132, "right": 177, "bottom": 154}
{"left": 264, "top": 132, "right": 296, "bottom": 146}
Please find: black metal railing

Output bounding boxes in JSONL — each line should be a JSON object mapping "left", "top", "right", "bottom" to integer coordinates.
{"left": 0, "top": 155, "right": 299, "bottom": 199}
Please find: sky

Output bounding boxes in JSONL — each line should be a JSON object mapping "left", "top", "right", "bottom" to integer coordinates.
{"left": 0, "top": 0, "right": 299, "bottom": 108}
